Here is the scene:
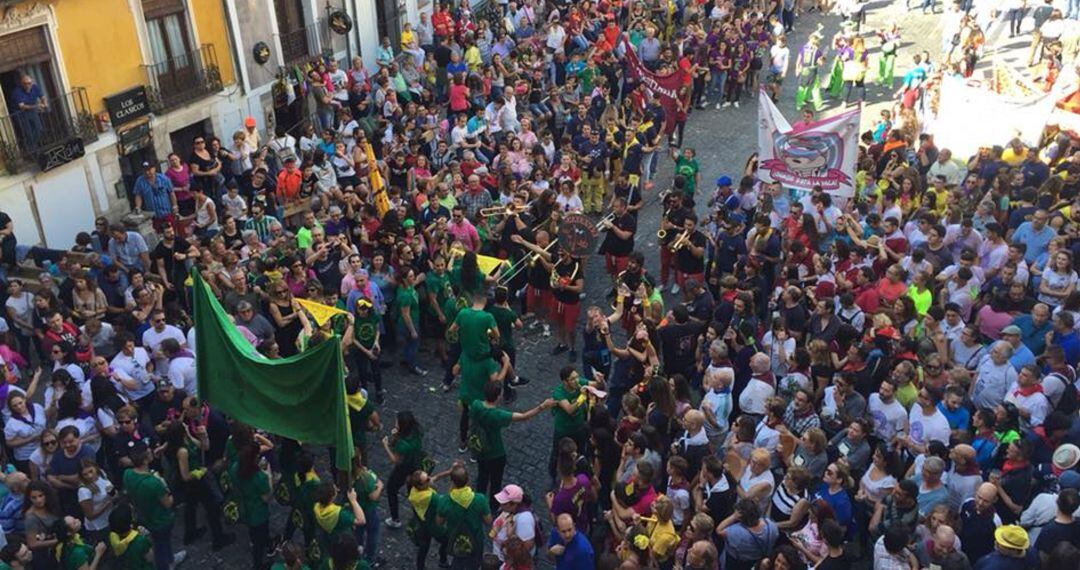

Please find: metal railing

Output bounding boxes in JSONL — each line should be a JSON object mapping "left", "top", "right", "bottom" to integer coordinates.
{"left": 0, "top": 87, "right": 98, "bottom": 174}
{"left": 142, "top": 44, "right": 223, "bottom": 113}
{"left": 279, "top": 20, "right": 331, "bottom": 66}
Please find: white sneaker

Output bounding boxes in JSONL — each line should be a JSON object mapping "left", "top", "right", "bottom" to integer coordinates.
{"left": 542, "top": 323, "right": 551, "bottom": 337}
{"left": 670, "top": 283, "right": 681, "bottom": 295}
{"left": 715, "top": 102, "right": 723, "bottom": 110}
{"left": 722, "top": 102, "right": 732, "bottom": 108}
{"left": 734, "top": 101, "right": 740, "bottom": 108}
{"left": 171, "top": 551, "right": 188, "bottom": 569}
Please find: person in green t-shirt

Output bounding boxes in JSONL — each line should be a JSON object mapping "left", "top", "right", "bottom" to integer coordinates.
{"left": 450, "top": 292, "right": 499, "bottom": 363}
{"left": 122, "top": 448, "right": 180, "bottom": 570}
{"left": 487, "top": 286, "right": 528, "bottom": 400}
{"left": 674, "top": 147, "right": 700, "bottom": 202}
{"left": 350, "top": 451, "right": 383, "bottom": 567}
{"left": 53, "top": 515, "right": 107, "bottom": 570}
{"left": 108, "top": 504, "right": 155, "bottom": 570}
{"left": 311, "top": 481, "right": 365, "bottom": 567}
{"left": 435, "top": 465, "right": 492, "bottom": 568}
{"left": 549, "top": 365, "right": 605, "bottom": 479}
{"left": 382, "top": 411, "right": 425, "bottom": 529}
{"left": 350, "top": 298, "right": 384, "bottom": 400}
{"left": 424, "top": 255, "right": 454, "bottom": 363}
{"left": 469, "top": 381, "right": 554, "bottom": 509}
{"left": 396, "top": 268, "right": 428, "bottom": 376}
{"left": 228, "top": 444, "right": 273, "bottom": 570}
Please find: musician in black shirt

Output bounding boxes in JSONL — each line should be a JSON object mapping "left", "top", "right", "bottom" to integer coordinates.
{"left": 546, "top": 248, "right": 584, "bottom": 359}
{"left": 673, "top": 217, "right": 708, "bottom": 292}
{"left": 598, "top": 197, "right": 637, "bottom": 276}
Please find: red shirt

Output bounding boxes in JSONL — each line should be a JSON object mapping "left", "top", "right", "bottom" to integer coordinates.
{"left": 276, "top": 168, "right": 303, "bottom": 201}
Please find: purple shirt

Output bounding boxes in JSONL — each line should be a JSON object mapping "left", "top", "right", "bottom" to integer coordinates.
{"left": 550, "top": 474, "right": 591, "bottom": 529}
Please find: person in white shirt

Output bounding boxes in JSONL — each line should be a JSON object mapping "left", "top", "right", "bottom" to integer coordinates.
{"left": 899, "top": 386, "right": 951, "bottom": 455}
{"left": 491, "top": 484, "right": 537, "bottom": 564}
{"left": 1004, "top": 364, "right": 1051, "bottom": 429}
{"left": 739, "top": 354, "right": 776, "bottom": 419}
{"left": 109, "top": 334, "right": 156, "bottom": 404}
{"left": 927, "top": 149, "right": 964, "bottom": 185}
{"left": 972, "top": 341, "right": 1018, "bottom": 409}
{"left": 739, "top": 448, "right": 775, "bottom": 514}
{"left": 141, "top": 310, "right": 186, "bottom": 376}
{"left": 868, "top": 379, "right": 908, "bottom": 442}
{"left": 162, "top": 338, "right": 197, "bottom": 396}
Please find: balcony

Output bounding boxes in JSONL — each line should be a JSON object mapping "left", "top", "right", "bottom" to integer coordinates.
{"left": 0, "top": 87, "right": 98, "bottom": 174}
{"left": 143, "top": 44, "right": 223, "bottom": 114}
{"left": 279, "top": 20, "right": 331, "bottom": 66}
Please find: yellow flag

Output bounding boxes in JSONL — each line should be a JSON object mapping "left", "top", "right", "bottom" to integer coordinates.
{"left": 295, "top": 298, "right": 350, "bottom": 327}
{"left": 365, "top": 142, "right": 389, "bottom": 218}
{"left": 476, "top": 254, "right": 509, "bottom": 276}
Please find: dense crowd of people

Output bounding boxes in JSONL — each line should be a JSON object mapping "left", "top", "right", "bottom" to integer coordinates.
{"left": 0, "top": 0, "right": 1077, "bottom": 569}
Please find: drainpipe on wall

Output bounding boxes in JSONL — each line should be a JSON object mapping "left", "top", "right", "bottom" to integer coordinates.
{"left": 220, "top": 0, "right": 251, "bottom": 94}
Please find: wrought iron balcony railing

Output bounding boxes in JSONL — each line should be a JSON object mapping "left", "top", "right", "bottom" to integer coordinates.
{"left": 143, "top": 43, "right": 223, "bottom": 113}
{"left": 0, "top": 86, "right": 98, "bottom": 174}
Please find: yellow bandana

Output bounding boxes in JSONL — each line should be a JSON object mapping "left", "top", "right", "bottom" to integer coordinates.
{"left": 448, "top": 486, "right": 475, "bottom": 509}
{"left": 345, "top": 390, "right": 367, "bottom": 412}
{"left": 409, "top": 487, "right": 436, "bottom": 521}
{"left": 109, "top": 530, "right": 138, "bottom": 556}
{"left": 313, "top": 502, "right": 343, "bottom": 533}
{"left": 294, "top": 469, "right": 319, "bottom": 488}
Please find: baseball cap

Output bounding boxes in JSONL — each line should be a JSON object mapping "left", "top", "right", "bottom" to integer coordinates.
{"left": 994, "top": 525, "right": 1029, "bottom": 552}
{"left": 1000, "top": 325, "right": 1022, "bottom": 336}
{"left": 716, "top": 175, "right": 732, "bottom": 187}
{"left": 402, "top": 219, "right": 416, "bottom": 229}
{"left": 356, "top": 298, "right": 373, "bottom": 309}
{"left": 1060, "top": 469, "right": 1080, "bottom": 490}
{"left": 494, "top": 484, "right": 524, "bottom": 504}
{"left": 244, "top": 116, "right": 257, "bottom": 127}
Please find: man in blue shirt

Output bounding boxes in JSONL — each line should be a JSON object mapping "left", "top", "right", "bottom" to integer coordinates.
{"left": 1011, "top": 209, "right": 1055, "bottom": 264}
{"left": 1011, "top": 303, "right": 1052, "bottom": 355}
{"left": 133, "top": 162, "right": 177, "bottom": 232}
{"left": 106, "top": 224, "right": 150, "bottom": 273}
{"left": 1000, "top": 326, "right": 1036, "bottom": 371}
{"left": 11, "top": 74, "right": 46, "bottom": 147}
{"left": 1051, "top": 311, "right": 1080, "bottom": 367}
{"left": 547, "top": 513, "right": 593, "bottom": 569}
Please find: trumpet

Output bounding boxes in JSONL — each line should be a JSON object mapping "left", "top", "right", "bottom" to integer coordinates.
{"left": 657, "top": 229, "right": 667, "bottom": 240}
{"left": 480, "top": 203, "right": 529, "bottom": 217}
{"left": 669, "top": 229, "right": 692, "bottom": 251}
{"left": 596, "top": 211, "right": 617, "bottom": 231}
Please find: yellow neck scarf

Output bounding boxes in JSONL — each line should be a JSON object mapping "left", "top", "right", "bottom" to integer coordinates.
{"left": 409, "top": 487, "right": 436, "bottom": 521}
{"left": 313, "top": 502, "right": 343, "bottom": 533}
{"left": 345, "top": 390, "right": 367, "bottom": 412}
{"left": 448, "top": 486, "right": 475, "bottom": 509}
{"left": 55, "top": 533, "right": 84, "bottom": 561}
{"left": 110, "top": 530, "right": 138, "bottom": 556}
{"left": 294, "top": 469, "right": 319, "bottom": 488}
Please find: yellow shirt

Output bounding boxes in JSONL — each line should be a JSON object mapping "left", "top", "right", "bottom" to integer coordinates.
{"left": 465, "top": 46, "right": 482, "bottom": 72}
{"left": 1001, "top": 147, "right": 1027, "bottom": 166}
{"left": 647, "top": 519, "right": 680, "bottom": 562}
{"left": 401, "top": 29, "right": 416, "bottom": 49}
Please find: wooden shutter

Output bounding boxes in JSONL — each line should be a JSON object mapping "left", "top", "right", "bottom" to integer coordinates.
{"left": 142, "top": 0, "right": 185, "bottom": 20}
{"left": 0, "top": 27, "right": 51, "bottom": 73}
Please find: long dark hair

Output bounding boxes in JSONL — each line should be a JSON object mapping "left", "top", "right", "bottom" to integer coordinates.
{"left": 460, "top": 251, "right": 480, "bottom": 294}
{"left": 90, "top": 375, "right": 126, "bottom": 414}
{"left": 394, "top": 410, "right": 420, "bottom": 441}
{"left": 236, "top": 441, "right": 261, "bottom": 481}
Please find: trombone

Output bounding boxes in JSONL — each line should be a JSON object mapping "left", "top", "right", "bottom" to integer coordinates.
{"left": 479, "top": 202, "right": 531, "bottom": 217}
{"left": 496, "top": 239, "right": 558, "bottom": 285}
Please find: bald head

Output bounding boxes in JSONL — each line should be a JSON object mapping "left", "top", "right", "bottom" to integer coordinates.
{"left": 687, "top": 539, "right": 719, "bottom": 569}
{"left": 556, "top": 513, "right": 576, "bottom": 543}
{"left": 974, "top": 482, "right": 998, "bottom": 513}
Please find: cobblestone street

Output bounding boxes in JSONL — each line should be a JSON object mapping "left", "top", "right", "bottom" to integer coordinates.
{"left": 176, "top": 4, "right": 1039, "bottom": 567}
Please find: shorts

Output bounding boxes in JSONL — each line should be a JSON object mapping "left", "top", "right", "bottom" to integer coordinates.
{"left": 553, "top": 300, "right": 580, "bottom": 332}
{"left": 526, "top": 285, "right": 552, "bottom": 315}
{"left": 766, "top": 69, "right": 784, "bottom": 86}
{"left": 605, "top": 253, "right": 630, "bottom": 276}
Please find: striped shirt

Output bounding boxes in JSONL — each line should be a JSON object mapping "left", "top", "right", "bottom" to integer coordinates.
{"left": 133, "top": 173, "right": 174, "bottom": 217}
{"left": 245, "top": 214, "right": 279, "bottom": 244}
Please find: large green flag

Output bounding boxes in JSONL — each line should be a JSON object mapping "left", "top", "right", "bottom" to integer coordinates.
{"left": 192, "top": 271, "right": 354, "bottom": 470}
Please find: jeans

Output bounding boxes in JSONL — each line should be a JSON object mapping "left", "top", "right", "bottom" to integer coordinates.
{"left": 1069, "top": 0, "right": 1079, "bottom": 18}
{"left": 360, "top": 505, "right": 381, "bottom": 562}
{"left": 476, "top": 455, "right": 507, "bottom": 509}
{"left": 402, "top": 331, "right": 419, "bottom": 368}
{"left": 1007, "top": 8, "right": 1026, "bottom": 34}
{"left": 352, "top": 350, "right": 382, "bottom": 393}
{"left": 151, "top": 525, "right": 175, "bottom": 570}
{"left": 316, "top": 107, "right": 334, "bottom": 132}
{"left": 386, "top": 462, "right": 410, "bottom": 521}
{"left": 182, "top": 477, "right": 225, "bottom": 543}
{"left": 247, "top": 521, "right": 269, "bottom": 570}
{"left": 710, "top": 71, "right": 728, "bottom": 102}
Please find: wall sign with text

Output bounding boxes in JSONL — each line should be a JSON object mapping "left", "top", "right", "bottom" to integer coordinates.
{"left": 104, "top": 87, "right": 150, "bottom": 126}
